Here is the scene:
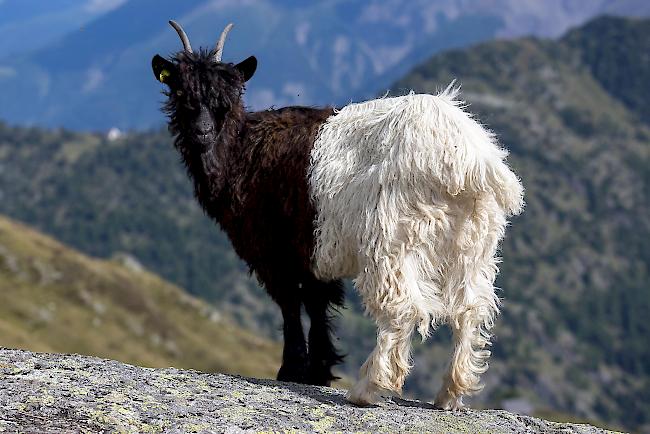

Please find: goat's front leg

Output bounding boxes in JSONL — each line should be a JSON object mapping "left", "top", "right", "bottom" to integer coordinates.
{"left": 303, "top": 279, "right": 345, "bottom": 386}
{"left": 276, "top": 297, "right": 308, "bottom": 383}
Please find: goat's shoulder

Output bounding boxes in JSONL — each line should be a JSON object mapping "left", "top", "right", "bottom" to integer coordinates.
{"left": 242, "top": 106, "right": 334, "bottom": 154}
{"left": 245, "top": 106, "right": 333, "bottom": 130}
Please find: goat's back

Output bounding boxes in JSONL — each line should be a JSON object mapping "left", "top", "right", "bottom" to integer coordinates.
{"left": 308, "top": 90, "right": 524, "bottom": 287}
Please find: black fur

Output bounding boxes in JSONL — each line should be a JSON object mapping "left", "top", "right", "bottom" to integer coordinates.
{"left": 153, "top": 47, "right": 343, "bottom": 385}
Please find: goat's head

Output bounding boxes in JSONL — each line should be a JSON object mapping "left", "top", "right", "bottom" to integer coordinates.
{"left": 152, "top": 21, "right": 257, "bottom": 149}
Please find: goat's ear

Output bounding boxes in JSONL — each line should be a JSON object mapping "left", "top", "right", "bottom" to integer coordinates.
{"left": 235, "top": 56, "right": 257, "bottom": 82}
{"left": 152, "top": 55, "right": 175, "bottom": 85}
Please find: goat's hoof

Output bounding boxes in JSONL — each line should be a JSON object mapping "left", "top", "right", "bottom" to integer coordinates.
{"left": 276, "top": 365, "right": 308, "bottom": 384}
{"left": 306, "top": 373, "right": 334, "bottom": 387}
{"left": 433, "top": 394, "right": 466, "bottom": 411}
{"left": 306, "top": 366, "right": 336, "bottom": 387}
{"left": 347, "top": 379, "right": 384, "bottom": 406}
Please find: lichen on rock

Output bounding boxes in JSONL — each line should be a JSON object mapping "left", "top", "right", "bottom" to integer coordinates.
{"left": 0, "top": 349, "right": 618, "bottom": 433}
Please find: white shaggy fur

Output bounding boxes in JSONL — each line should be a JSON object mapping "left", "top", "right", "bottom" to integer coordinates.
{"left": 308, "top": 87, "right": 524, "bottom": 408}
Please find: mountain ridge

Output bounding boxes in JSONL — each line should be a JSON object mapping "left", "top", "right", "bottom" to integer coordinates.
{"left": 1, "top": 1, "right": 649, "bottom": 129}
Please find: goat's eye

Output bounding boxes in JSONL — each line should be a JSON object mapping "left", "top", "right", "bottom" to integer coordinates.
{"left": 176, "top": 90, "right": 183, "bottom": 97}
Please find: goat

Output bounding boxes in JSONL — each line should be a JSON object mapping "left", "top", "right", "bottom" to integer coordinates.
{"left": 152, "top": 20, "right": 524, "bottom": 409}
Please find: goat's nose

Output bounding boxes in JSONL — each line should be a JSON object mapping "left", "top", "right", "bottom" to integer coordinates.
{"left": 198, "top": 119, "right": 213, "bottom": 134}
{"left": 197, "top": 105, "right": 214, "bottom": 134}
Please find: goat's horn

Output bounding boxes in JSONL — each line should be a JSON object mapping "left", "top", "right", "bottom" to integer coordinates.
{"left": 214, "top": 23, "right": 234, "bottom": 62}
{"left": 169, "top": 20, "right": 193, "bottom": 53}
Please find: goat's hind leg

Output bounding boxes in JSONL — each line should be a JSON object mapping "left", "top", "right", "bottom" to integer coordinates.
{"left": 434, "top": 295, "right": 497, "bottom": 410}
{"left": 347, "top": 260, "right": 420, "bottom": 406}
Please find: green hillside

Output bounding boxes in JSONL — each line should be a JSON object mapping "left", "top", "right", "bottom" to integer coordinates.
{"left": 391, "top": 15, "right": 649, "bottom": 430}
{"left": 0, "top": 214, "right": 280, "bottom": 378}
{"left": 0, "top": 15, "right": 648, "bottom": 431}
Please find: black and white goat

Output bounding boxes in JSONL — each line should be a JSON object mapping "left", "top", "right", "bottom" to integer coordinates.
{"left": 152, "top": 21, "right": 524, "bottom": 409}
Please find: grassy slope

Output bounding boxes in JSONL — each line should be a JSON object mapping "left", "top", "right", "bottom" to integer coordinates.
{"left": 0, "top": 124, "right": 281, "bottom": 334}
{"left": 0, "top": 215, "right": 280, "bottom": 378}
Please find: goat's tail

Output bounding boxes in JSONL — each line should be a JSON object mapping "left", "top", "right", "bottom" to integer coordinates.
{"left": 432, "top": 86, "right": 525, "bottom": 216}
{"left": 482, "top": 159, "right": 525, "bottom": 216}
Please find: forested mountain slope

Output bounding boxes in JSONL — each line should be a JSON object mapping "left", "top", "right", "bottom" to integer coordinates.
{"left": 390, "top": 15, "right": 650, "bottom": 430}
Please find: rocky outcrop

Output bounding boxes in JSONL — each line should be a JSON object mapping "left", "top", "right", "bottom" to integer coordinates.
{"left": 0, "top": 349, "right": 616, "bottom": 433}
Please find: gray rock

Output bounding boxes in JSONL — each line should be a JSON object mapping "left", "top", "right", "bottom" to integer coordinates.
{"left": 0, "top": 348, "right": 618, "bottom": 433}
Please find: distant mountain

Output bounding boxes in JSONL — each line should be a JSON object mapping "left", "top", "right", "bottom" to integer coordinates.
{"left": 0, "top": 14, "right": 648, "bottom": 431}
{"left": 0, "top": 214, "right": 280, "bottom": 377}
{"left": 0, "top": 0, "right": 126, "bottom": 57}
{"left": 563, "top": 16, "right": 650, "bottom": 124}
{"left": 0, "top": 0, "right": 649, "bottom": 130}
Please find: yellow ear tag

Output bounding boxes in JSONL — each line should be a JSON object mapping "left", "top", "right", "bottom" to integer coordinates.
{"left": 159, "top": 69, "right": 171, "bottom": 83}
